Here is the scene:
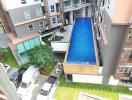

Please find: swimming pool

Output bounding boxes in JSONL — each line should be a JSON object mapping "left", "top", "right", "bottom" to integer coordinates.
{"left": 66, "top": 18, "right": 96, "bottom": 65}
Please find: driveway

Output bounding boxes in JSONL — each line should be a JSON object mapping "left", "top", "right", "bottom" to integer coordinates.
{"left": 30, "top": 75, "right": 48, "bottom": 100}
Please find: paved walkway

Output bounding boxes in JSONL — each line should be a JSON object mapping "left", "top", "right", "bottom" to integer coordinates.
{"left": 30, "top": 75, "right": 48, "bottom": 100}
{"left": 0, "top": 29, "right": 9, "bottom": 48}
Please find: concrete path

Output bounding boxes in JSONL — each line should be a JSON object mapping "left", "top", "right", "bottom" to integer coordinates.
{"left": 30, "top": 75, "right": 48, "bottom": 100}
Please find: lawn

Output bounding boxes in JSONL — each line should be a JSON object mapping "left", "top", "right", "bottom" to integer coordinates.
{"left": 54, "top": 77, "right": 132, "bottom": 100}
{"left": 3, "top": 48, "right": 19, "bottom": 68}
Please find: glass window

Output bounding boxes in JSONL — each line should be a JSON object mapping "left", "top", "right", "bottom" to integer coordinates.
{"left": 39, "top": 21, "right": 44, "bottom": 28}
{"left": 29, "top": 39, "right": 35, "bottom": 48}
{"left": 73, "top": 0, "right": 79, "bottom": 4}
{"left": 52, "top": 17, "right": 56, "bottom": 24}
{"left": 34, "top": 37, "right": 40, "bottom": 45}
{"left": 16, "top": 43, "right": 25, "bottom": 53}
{"left": 64, "top": 0, "right": 70, "bottom": 7}
{"left": 28, "top": 24, "right": 34, "bottom": 31}
{"left": 85, "top": 6, "right": 88, "bottom": 17}
{"left": 36, "top": 7, "right": 43, "bottom": 16}
{"left": 56, "top": 3, "right": 60, "bottom": 12}
{"left": 57, "top": 15, "right": 61, "bottom": 23}
{"left": 23, "top": 41, "right": 31, "bottom": 50}
{"left": 21, "top": 0, "right": 26, "bottom": 4}
{"left": 24, "top": 10, "right": 32, "bottom": 19}
{"left": 50, "top": 5, "right": 55, "bottom": 12}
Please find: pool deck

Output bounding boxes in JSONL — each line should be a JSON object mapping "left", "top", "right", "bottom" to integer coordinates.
{"left": 63, "top": 18, "right": 99, "bottom": 75}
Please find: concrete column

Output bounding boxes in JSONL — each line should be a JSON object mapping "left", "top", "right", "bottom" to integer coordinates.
{"left": 102, "top": 76, "right": 110, "bottom": 84}
{"left": 0, "top": 63, "right": 21, "bottom": 100}
{"left": 70, "top": 11, "right": 73, "bottom": 24}
{"left": 82, "top": 8, "right": 85, "bottom": 17}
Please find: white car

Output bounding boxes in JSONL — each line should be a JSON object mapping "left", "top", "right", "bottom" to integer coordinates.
{"left": 17, "top": 65, "right": 40, "bottom": 99}
{"left": 37, "top": 76, "right": 57, "bottom": 100}
{"left": 37, "top": 83, "right": 52, "bottom": 100}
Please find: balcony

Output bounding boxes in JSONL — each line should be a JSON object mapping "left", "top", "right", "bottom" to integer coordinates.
{"left": 98, "top": 23, "right": 108, "bottom": 45}
{"left": 124, "top": 39, "right": 132, "bottom": 49}
{"left": 119, "top": 57, "right": 132, "bottom": 66}
{"left": 64, "top": 2, "right": 91, "bottom": 12}
{"left": 116, "top": 72, "right": 129, "bottom": 80}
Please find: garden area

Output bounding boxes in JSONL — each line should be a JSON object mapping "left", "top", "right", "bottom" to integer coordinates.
{"left": 0, "top": 48, "right": 19, "bottom": 68}
{"left": 54, "top": 77, "right": 132, "bottom": 100}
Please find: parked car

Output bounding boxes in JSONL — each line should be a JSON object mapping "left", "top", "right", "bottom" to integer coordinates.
{"left": 36, "top": 76, "right": 57, "bottom": 100}
{"left": 10, "top": 67, "right": 26, "bottom": 88}
{"left": 17, "top": 65, "right": 40, "bottom": 99}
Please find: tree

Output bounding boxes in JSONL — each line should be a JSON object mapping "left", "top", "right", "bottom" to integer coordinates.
{"left": 0, "top": 48, "right": 8, "bottom": 62}
{"left": 28, "top": 45, "right": 55, "bottom": 70}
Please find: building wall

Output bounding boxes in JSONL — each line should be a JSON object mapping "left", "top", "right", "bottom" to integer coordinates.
{"left": 1, "top": 0, "right": 41, "bottom": 10}
{"left": 104, "top": 0, "right": 116, "bottom": 18}
{"left": 14, "top": 20, "right": 45, "bottom": 38}
{"left": 102, "top": 25, "right": 128, "bottom": 83}
{"left": 0, "top": 1, "right": 11, "bottom": 33}
{"left": 112, "top": 0, "right": 132, "bottom": 24}
{"left": 72, "top": 74, "right": 103, "bottom": 84}
{"left": 8, "top": 4, "right": 44, "bottom": 24}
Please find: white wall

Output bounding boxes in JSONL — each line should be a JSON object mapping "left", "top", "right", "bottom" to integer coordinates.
{"left": 108, "top": 76, "right": 119, "bottom": 85}
{"left": 51, "top": 42, "right": 68, "bottom": 52}
{"left": 1, "top": 0, "right": 41, "bottom": 10}
{"left": 88, "top": 6, "right": 92, "bottom": 17}
{"left": 72, "top": 74, "right": 103, "bottom": 84}
{"left": 104, "top": 0, "right": 116, "bottom": 18}
{"left": 50, "top": 16, "right": 59, "bottom": 28}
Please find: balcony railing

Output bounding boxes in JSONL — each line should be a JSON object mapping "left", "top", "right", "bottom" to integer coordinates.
{"left": 116, "top": 72, "right": 129, "bottom": 80}
{"left": 64, "top": 2, "right": 91, "bottom": 12}
{"left": 119, "top": 57, "right": 132, "bottom": 65}
{"left": 124, "top": 39, "right": 132, "bottom": 49}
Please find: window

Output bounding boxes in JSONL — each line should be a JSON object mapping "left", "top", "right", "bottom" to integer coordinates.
{"left": 28, "top": 24, "right": 34, "bottom": 31}
{"left": 39, "top": 21, "right": 44, "bottom": 28}
{"left": 52, "top": 17, "right": 56, "bottom": 23}
{"left": 57, "top": 16, "right": 61, "bottom": 23}
{"left": 36, "top": 7, "right": 43, "bottom": 16}
{"left": 16, "top": 43, "right": 25, "bottom": 53}
{"left": 24, "top": 10, "right": 32, "bottom": 19}
{"left": 73, "top": 0, "right": 79, "bottom": 4}
{"left": 56, "top": 3, "right": 60, "bottom": 12}
{"left": 64, "top": 0, "right": 70, "bottom": 7}
{"left": 21, "top": 0, "right": 26, "bottom": 4}
{"left": 50, "top": 5, "right": 55, "bottom": 12}
{"left": 85, "top": 6, "right": 88, "bottom": 17}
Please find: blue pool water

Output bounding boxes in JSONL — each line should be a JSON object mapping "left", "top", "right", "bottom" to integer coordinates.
{"left": 67, "top": 18, "right": 96, "bottom": 65}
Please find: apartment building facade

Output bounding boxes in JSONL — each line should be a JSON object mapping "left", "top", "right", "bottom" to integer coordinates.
{"left": 115, "top": 21, "right": 132, "bottom": 81}
{"left": 0, "top": 0, "right": 93, "bottom": 65}
{"left": 95, "top": 0, "right": 132, "bottom": 84}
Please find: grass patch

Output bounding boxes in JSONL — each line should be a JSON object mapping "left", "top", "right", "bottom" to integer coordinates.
{"left": 3, "top": 48, "right": 19, "bottom": 68}
{"left": 20, "top": 63, "right": 30, "bottom": 69}
{"left": 54, "top": 77, "right": 132, "bottom": 100}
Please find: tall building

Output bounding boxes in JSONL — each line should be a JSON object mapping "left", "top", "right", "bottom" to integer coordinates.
{"left": 115, "top": 21, "right": 132, "bottom": 81}
{"left": 0, "top": 0, "right": 93, "bottom": 65}
{"left": 95, "top": 0, "right": 132, "bottom": 84}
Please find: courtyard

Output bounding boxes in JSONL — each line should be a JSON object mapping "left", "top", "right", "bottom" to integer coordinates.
{"left": 54, "top": 77, "right": 132, "bottom": 100}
